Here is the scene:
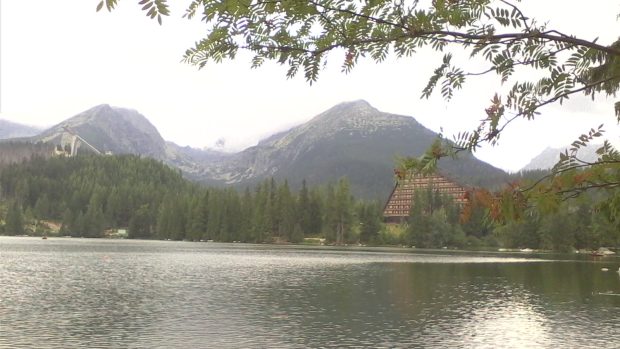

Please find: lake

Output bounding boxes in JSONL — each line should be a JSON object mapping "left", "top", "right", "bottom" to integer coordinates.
{"left": 1, "top": 236, "right": 619, "bottom": 348}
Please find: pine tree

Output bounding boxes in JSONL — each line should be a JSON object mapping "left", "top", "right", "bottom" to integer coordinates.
{"left": 297, "top": 179, "right": 312, "bottom": 236}
{"left": 83, "top": 193, "right": 105, "bottom": 238}
{"left": 252, "top": 180, "right": 271, "bottom": 242}
{"left": 222, "top": 188, "right": 242, "bottom": 242}
{"left": 59, "top": 208, "right": 75, "bottom": 236}
{"left": 106, "top": 188, "right": 123, "bottom": 227}
{"left": 129, "top": 204, "right": 153, "bottom": 239}
{"left": 358, "top": 202, "right": 382, "bottom": 244}
{"left": 168, "top": 196, "right": 187, "bottom": 240}
{"left": 34, "top": 194, "right": 51, "bottom": 219}
{"left": 206, "top": 190, "right": 223, "bottom": 240}
{"left": 307, "top": 188, "right": 323, "bottom": 237}
{"left": 267, "top": 178, "right": 278, "bottom": 237}
{"left": 277, "top": 180, "right": 296, "bottom": 241}
{"left": 4, "top": 201, "right": 24, "bottom": 235}
{"left": 156, "top": 196, "right": 172, "bottom": 239}
{"left": 73, "top": 211, "right": 86, "bottom": 237}
{"left": 334, "top": 178, "right": 353, "bottom": 244}
{"left": 238, "top": 188, "right": 253, "bottom": 242}
{"left": 186, "top": 195, "right": 206, "bottom": 241}
{"left": 324, "top": 184, "right": 337, "bottom": 243}
{"left": 290, "top": 224, "right": 304, "bottom": 244}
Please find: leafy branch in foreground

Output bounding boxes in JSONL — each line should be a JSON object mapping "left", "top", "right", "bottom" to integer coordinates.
{"left": 101, "top": 0, "right": 620, "bottom": 223}
{"left": 459, "top": 131, "right": 620, "bottom": 226}
{"left": 97, "top": 0, "right": 170, "bottom": 24}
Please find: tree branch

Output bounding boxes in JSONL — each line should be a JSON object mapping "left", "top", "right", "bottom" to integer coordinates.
{"left": 297, "top": 1, "right": 620, "bottom": 57}
{"left": 307, "top": 0, "right": 407, "bottom": 30}
{"left": 557, "top": 182, "right": 620, "bottom": 195}
{"left": 413, "top": 30, "right": 620, "bottom": 56}
{"left": 517, "top": 159, "right": 620, "bottom": 194}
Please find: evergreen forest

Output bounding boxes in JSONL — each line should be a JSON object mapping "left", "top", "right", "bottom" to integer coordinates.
{"left": 0, "top": 155, "right": 382, "bottom": 244}
{"left": 0, "top": 155, "right": 617, "bottom": 251}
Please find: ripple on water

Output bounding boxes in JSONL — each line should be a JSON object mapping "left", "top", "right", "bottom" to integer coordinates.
{"left": 1, "top": 237, "right": 619, "bottom": 348}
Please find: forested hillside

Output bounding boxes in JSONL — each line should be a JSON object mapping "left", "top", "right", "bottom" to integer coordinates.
{"left": 0, "top": 141, "right": 54, "bottom": 167}
{"left": 0, "top": 155, "right": 616, "bottom": 251}
{"left": 0, "top": 155, "right": 383, "bottom": 243}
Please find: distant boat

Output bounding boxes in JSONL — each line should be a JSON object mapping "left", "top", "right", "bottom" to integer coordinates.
{"left": 42, "top": 235, "right": 48, "bottom": 240}
{"left": 519, "top": 248, "right": 533, "bottom": 253}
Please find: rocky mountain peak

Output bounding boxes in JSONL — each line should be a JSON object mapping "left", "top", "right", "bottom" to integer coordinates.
{"left": 75, "top": 104, "right": 113, "bottom": 121}
{"left": 309, "top": 100, "right": 417, "bottom": 136}
{"left": 94, "top": 103, "right": 113, "bottom": 112}
{"left": 16, "top": 101, "right": 508, "bottom": 199}
{"left": 35, "top": 104, "right": 166, "bottom": 158}
{"left": 325, "top": 99, "right": 375, "bottom": 114}
{"left": 521, "top": 144, "right": 602, "bottom": 171}
{"left": 315, "top": 99, "right": 380, "bottom": 123}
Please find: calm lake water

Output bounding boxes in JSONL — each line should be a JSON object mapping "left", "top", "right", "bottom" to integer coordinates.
{"left": 1, "top": 237, "right": 619, "bottom": 348}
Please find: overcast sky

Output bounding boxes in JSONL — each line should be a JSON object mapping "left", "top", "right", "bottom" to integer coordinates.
{"left": 1, "top": 1, "right": 619, "bottom": 172}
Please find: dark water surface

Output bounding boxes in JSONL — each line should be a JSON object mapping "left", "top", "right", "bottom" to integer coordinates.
{"left": 1, "top": 237, "right": 619, "bottom": 348}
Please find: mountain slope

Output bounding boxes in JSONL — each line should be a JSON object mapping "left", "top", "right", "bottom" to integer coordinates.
{"left": 193, "top": 100, "right": 509, "bottom": 198}
{"left": 18, "top": 101, "right": 508, "bottom": 199}
{"left": 31, "top": 104, "right": 218, "bottom": 174}
{"left": 522, "top": 144, "right": 601, "bottom": 171}
{"left": 35, "top": 104, "right": 167, "bottom": 158}
{"left": 0, "top": 120, "right": 42, "bottom": 139}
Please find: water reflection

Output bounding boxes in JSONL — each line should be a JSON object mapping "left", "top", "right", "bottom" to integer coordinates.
{"left": 1, "top": 237, "right": 619, "bottom": 348}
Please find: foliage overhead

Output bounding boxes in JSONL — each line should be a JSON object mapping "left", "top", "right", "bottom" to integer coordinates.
{"left": 101, "top": 0, "right": 620, "bottom": 129}
{"left": 100, "top": 0, "right": 620, "bottom": 224}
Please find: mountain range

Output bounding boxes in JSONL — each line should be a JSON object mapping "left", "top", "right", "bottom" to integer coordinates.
{"left": 0, "top": 120, "right": 42, "bottom": 139}
{"left": 520, "top": 144, "right": 601, "bottom": 171}
{"left": 2, "top": 100, "right": 510, "bottom": 199}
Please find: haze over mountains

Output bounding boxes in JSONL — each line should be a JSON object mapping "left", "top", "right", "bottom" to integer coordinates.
{"left": 2, "top": 101, "right": 511, "bottom": 199}
{"left": 0, "top": 120, "right": 43, "bottom": 139}
{"left": 520, "top": 144, "right": 601, "bottom": 171}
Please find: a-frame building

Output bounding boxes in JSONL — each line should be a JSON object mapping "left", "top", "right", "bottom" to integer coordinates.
{"left": 383, "top": 170, "right": 468, "bottom": 224}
